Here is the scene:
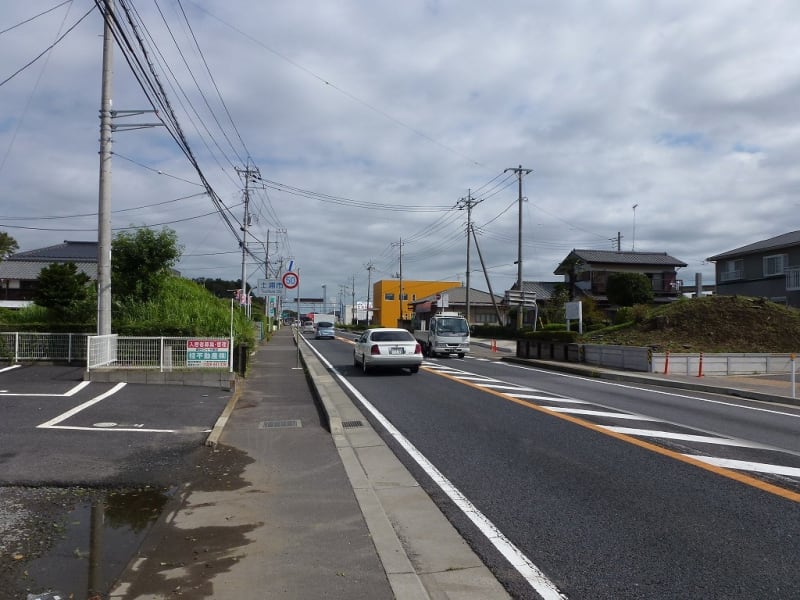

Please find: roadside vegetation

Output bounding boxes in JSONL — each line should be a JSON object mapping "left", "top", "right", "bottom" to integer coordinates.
{"left": 0, "top": 228, "right": 257, "bottom": 347}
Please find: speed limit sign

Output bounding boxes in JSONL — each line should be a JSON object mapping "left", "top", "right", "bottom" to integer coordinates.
{"left": 282, "top": 271, "right": 299, "bottom": 289}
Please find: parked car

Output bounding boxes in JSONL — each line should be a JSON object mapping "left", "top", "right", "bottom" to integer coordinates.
{"left": 353, "top": 328, "right": 423, "bottom": 374}
{"left": 302, "top": 321, "right": 315, "bottom": 334}
{"left": 314, "top": 321, "right": 336, "bottom": 339}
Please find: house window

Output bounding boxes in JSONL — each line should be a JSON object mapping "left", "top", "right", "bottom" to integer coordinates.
{"left": 787, "top": 267, "right": 800, "bottom": 291}
{"left": 384, "top": 293, "right": 395, "bottom": 301}
{"left": 400, "top": 293, "right": 408, "bottom": 301}
{"left": 763, "top": 254, "right": 787, "bottom": 277}
{"left": 720, "top": 259, "right": 743, "bottom": 282}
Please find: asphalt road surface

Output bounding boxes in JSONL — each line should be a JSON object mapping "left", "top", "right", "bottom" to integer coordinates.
{"left": 309, "top": 334, "right": 800, "bottom": 600}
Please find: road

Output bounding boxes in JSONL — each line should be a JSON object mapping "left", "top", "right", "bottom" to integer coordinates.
{"left": 307, "top": 333, "right": 800, "bottom": 600}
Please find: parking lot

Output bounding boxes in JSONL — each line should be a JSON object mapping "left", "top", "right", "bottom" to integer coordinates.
{"left": 0, "top": 363, "right": 232, "bottom": 485}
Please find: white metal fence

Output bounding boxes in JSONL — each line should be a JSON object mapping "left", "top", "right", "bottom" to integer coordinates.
{"left": 0, "top": 332, "right": 88, "bottom": 363}
{"left": 0, "top": 332, "right": 233, "bottom": 373}
{"left": 86, "top": 335, "right": 233, "bottom": 372}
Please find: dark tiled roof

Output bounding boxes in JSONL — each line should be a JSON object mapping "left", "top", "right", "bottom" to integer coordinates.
{"left": 707, "top": 230, "right": 800, "bottom": 261}
{"left": 520, "top": 281, "right": 561, "bottom": 300}
{"left": 0, "top": 261, "right": 97, "bottom": 280}
{"left": 8, "top": 240, "right": 98, "bottom": 262}
{"left": 554, "top": 249, "right": 687, "bottom": 274}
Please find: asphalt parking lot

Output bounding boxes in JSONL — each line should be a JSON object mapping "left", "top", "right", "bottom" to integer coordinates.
{"left": 0, "top": 363, "right": 232, "bottom": 486}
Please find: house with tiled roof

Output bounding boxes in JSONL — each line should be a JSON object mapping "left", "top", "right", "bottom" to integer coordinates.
{"left": 0, "top": 240, "right": 97, "bottom": 306}
{"left": 707, "top": 230, "right": 800, "bottom": 307}
{"left": 553, "top": 248, "right": 687, "bottom": 309}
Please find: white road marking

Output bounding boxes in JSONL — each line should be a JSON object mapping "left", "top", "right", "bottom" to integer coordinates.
{"left": 546, "top": 408, "right": 662, "bottom": 421}
{"left": 0, "top": 380, "right": 91, "bottom": 397}
{"left": 603, "top": 427, "right": 771, "bottom": 449}
{"left": 306, "top": 343, "right": 568, "bottom": 599}
{"left": 0, "top": 365, "right": 22, "bottom": 373}
{"left": 508, "top": 394, "right": 589, "bottom": 404}
{"left": 35, "top": 383, "right": 175, "bottom": 433}
{"left": 685, "top": 455, "right": 800, "bottom": 478}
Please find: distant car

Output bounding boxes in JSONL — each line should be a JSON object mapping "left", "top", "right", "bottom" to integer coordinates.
{"left": 302, "top": 321, "right": 315, "bottom": 334}
{"left": 353, "top": 328, "right": 423, "bottom": 374}
{"left": 314, "top": 321, "right": 336, "bottom": 339}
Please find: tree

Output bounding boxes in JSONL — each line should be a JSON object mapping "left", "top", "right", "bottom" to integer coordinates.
{"left": 0, "top": 232, "right": 19, "bottom": 261}
{"left": 112, "top": 228, "right": 182, "bottom": 303}
{"left": 606, "top": 272, "right": 654, "bottom": 307}
{"left": 35, "top": 262, "right": 94, "bottom": 321}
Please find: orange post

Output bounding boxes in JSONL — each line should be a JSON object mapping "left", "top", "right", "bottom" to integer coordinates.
{"left": 663, "top": 350, "right": 670, "bottom": 375}
{"left": 491, "top": 339, "right": 497, "bottom": 352}
{"left": 697, "top": 352, "right": 704, "bottom": 378}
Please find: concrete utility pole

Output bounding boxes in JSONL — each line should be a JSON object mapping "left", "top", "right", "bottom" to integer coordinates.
{"left": 351, "top": 274, "right": 356, "bottom": 325}
{"left": 393, "top": 238, "right": 405, "bottom": 325}
{"left": 96, "top": 0, "right": 114, "bottom": 336}
{"left": 504, "top": 165, "right": 532, "bottom": 330}
{"left": 457, "top": 189, "right": 483, "bottom": 324}
{"left": 236, "top": 164, "right": 260, "bottom": 315}
{"left": 365, "top": 262, "right": 374, "bottom": 325}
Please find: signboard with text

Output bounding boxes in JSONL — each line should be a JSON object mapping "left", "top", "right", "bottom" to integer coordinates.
{"left": 187, "top": 339, "right": 230, "bottom": 368}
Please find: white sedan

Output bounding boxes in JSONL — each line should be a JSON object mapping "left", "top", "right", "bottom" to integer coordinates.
{"left": 353, "top": 328, "right": 423, "bottom": 374}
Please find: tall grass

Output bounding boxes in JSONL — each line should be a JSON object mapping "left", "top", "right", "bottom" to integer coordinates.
{"left": 114, "top": 277, "right": 255, "bottom": 345}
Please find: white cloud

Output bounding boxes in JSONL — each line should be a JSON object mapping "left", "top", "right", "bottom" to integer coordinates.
{"left": 3, "top": 0, "right": 800, "bottom": 309}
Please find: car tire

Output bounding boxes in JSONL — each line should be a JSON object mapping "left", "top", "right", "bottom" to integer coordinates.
{"left": 362, "top": 357, "right": 370, "bottom": 374}
{"left": 457, "top": 353, "right": 465, "bottom": 359}
{"left": 353, "top": 353, "right": 359, "bottom": 368}
{"left": 409, "top": 365, "right": 419, "bottom": 373}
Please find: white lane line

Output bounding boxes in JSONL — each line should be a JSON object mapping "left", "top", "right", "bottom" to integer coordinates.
{"left": 0, "top": 380, "right": 92, "bottom": 397}
{"left": 307, "top": 349, "right": 567, "bottom": 599}
{"left": 38, "top": 382, "right": 127, "bottom": 428}
{"left": 602, "top": 427, "right": 770, "bottom": 449}
{"left": 685, "top": 455, "right": 800, "bottom": 478}
{"left": 546, "top": 408, "right": 661, "bottom": 421}
{"left": 454, "top": 376, "right": 502, "bottom": 382}
{"left": 0, "top": 365, "right": 22, "bottom": 373}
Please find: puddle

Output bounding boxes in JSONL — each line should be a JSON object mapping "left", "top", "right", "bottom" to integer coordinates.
{"left": 13, "top": 487, "right": 172, "bottom": 600}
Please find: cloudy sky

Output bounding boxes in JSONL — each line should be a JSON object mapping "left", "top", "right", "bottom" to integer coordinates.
{"left": 3, "top": 0, "right": 800, "bottom": 309}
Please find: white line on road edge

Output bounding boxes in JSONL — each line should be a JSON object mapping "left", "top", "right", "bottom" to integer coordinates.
{"left": 329, "top": 367, "right": 568, "bottom": 599}
{"left": 0, "top": 365, "right": 22, "bottom": 373}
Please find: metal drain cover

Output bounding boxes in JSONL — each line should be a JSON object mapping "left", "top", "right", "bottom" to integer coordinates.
{"left": 342, "top": 420, "right": 364, "bottom": 429}
{"left": 259, "top": 419, "right": 302, "bottom": 429}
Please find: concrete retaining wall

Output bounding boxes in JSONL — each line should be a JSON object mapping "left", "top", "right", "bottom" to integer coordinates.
{"left": 516, "top": 339, "right": 797, "bottom": 375}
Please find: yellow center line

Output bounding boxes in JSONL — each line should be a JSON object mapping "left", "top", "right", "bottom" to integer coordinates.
{"left": 424, "top": 365, "right": 800, "bottom": 503}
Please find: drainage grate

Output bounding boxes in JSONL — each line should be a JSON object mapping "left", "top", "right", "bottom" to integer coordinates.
{"left": 342, "top": 420, "right": 364, "bottom": 429}
{"left": 259, "top": 419, "right": 302, "bottom": 429}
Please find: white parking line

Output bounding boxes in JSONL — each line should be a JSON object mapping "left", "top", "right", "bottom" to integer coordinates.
{"left": 34, "top": 382, "right": 174, "bottom": 433}
{"left": 0, "top": 380, "right": 91, "bottom": 397}
{"left": 0, "top": 364, "right": 22, "bottom": 373}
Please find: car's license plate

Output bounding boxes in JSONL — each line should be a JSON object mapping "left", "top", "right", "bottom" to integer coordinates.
{"left": 389, "top": 346, "right": 405, "bottom": 355}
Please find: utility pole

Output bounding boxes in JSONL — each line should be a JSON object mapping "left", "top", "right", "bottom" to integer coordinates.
{"left": 236, "top": 163, "right": 260, "bottom": 317}
{"left": 392, "top": 238, "right": 405, "bottom": 326}
{"left": 457, "top": 189, "right": 483, "bottom": 323}
{"left": 504, "top": 165, "right": 532, "bottom": 330}
{"left": 96, "top": 0, "right": 114, "bottom": 336}
{"left": 351, "top": 275, "right": 356, "bottom": 325}
{"left": 365, "top": 262, "right": 374, "bottom": 326}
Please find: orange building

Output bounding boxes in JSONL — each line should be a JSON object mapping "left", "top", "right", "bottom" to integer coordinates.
{"left": 372, "top": 280, "right": 461, "bottom": 327}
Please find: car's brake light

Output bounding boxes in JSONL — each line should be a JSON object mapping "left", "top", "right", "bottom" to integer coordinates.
{"left": 370, "top": 344, "right": 381, "bottom": 355}
{"left": 414, "top": 343, "right": 422, "bottom": 355}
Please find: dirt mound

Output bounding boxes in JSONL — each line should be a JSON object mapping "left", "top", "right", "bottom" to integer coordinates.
{"left": 585, "top": 295, "right": 800, "bottom": 353}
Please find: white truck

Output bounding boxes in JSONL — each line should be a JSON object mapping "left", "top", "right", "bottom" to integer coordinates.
{"left": 312, "top": 313, "right": 336, "bottom": 326}
{"left": 413, "top": 312, "right": 470, "bottom": 358}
